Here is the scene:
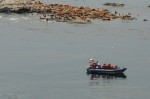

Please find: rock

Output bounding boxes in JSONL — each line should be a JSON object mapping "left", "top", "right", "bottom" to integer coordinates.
{"left": 0, "top": 0, "right": 36, "bottom": 13}
{"left": 143, "top": 19, "right": 148, "bottom": 21}
{"left": 148, "top": 5, "right": 150, "bottom": 7}
{"left": 0, "top": 0, "right": 135, "bottom": 23}
{"left": 103, "top": 3, "right": 125, "bottom": 7}
{"left": 0, "top": 0, "right": 34, "bottom": 5}
{"left": 17, "top": 7, "right": 31, "bottom": 13}
{"left": 0, "top": 6, "right": 11, "bottom": 13}
{"left": 1, "top": 0, "right": 40, "bottom": 14}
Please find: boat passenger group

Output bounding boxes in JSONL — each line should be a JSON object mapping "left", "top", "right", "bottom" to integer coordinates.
{"left": 89, "top": 58, "right": 119, "bottom": 69}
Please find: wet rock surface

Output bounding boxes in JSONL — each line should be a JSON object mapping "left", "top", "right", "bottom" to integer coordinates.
{"left": 0, "top": 0, "right": 134, "bottom": 23}
{"left": 103, "top": 3, "right": 125, "bottom": 7}
{"left": 0, "top": 0, "right": 39, "bottom": 13}
{"left": 0, "top": 6, "right": 11, "bottom": 13}
{"left": 143, "top": 19, "right": 148, "bottom": 21}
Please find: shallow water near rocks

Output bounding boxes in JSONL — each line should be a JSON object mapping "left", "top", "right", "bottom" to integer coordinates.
{"left": 0, "top": 0, "right": 150, "bottom": 99}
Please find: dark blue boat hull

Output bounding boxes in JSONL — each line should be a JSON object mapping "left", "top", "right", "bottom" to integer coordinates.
{"left": 87, "top": 68, "right": 127, "bottom": 74}
{"left": 88, "top": 73, "right": 127, "bottom": 79}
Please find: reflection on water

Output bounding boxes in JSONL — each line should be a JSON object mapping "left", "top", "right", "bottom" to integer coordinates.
{"left": 88, "top": 73, "right": 127, "bottom": 80}
{"left": 87, "top": 73, "right": 127, "bottom": 86}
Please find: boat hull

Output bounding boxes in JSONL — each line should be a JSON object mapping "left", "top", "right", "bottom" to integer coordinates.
{"left": 87, "top": 68, "right": 127, "bottom": 74}
{"left": 89, "top": 73, "right": 127, "bottom": 79}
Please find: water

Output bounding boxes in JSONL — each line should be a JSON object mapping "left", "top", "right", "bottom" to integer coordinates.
{"left": 0, "top": 0, "right": 150, "bottom": 99}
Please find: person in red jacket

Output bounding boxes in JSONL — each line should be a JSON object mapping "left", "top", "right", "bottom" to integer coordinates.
{"left": 89, "top": 58, "right": 95, "bottom": 68}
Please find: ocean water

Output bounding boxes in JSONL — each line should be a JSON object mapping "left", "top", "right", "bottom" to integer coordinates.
{"left": 0, "top": 0, "right": 150, "bottom": 99}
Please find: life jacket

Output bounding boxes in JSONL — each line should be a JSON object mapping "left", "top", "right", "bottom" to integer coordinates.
{"left": 102, "top": 64, "right": 106, "bottom": 69}
{"left": 114, "top": 66, "right": 118, "bottom": 69}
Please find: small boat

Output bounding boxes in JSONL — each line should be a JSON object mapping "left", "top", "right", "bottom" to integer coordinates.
{"left": 87, "top": 67, "right": 127, "bottom": 74}
{"left": 87, "top": 58, "right": 127, "bottom": 74}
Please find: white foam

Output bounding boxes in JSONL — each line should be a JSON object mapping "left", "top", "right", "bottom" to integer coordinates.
{"left": 9, "top": 18, "right": 18, "bottom": 21}
{"left": 21, "top": 17, "right": 28, "bottom": 20}
{"left": 0, "top": 16, "right": 2, "bottom": 18}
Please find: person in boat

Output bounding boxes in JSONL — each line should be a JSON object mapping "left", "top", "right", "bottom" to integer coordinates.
{"left": 89, "top": 58, "right": 95, "bottom": 63}
{"left": 102, "top": 63, "right": 107, "bottom": 69}
{"left": 107, "top": 63, "right": 112, "bottom": 69}
{"left": 114, "top": 65, "right": 119, "bottom": 69}
{"left": 95, "top": 61, "right": 101, "bottom": 69}
{"left": 89, "top": 58, "right": 95, "bottom": 68}
{"left": 89, "top": 59, "right": 101, "bottom": 69}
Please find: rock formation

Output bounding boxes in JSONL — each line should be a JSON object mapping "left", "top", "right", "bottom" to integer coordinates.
{"left": 0, "top": 0, "right": 135, "bottom": 23}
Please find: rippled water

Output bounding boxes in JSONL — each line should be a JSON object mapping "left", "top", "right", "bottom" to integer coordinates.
{"left": 0, "top": 0, "right": 150, "bottom": 99}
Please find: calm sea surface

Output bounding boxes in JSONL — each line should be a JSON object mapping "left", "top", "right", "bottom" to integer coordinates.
{"left": 0, "top": 0, "right": 150, "bottom": 99}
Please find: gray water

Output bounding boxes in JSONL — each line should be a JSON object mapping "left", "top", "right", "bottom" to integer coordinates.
{"left": 0, "top": 0, "right": 150, "bottom": 99}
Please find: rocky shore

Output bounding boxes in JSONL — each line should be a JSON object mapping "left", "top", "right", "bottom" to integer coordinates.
{"left": 0, "top": 0, "right": 135, "bottom": 23}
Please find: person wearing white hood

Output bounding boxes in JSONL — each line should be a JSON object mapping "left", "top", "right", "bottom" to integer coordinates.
{"left": 89, "top": 58, "right": 95, "bottom": 68}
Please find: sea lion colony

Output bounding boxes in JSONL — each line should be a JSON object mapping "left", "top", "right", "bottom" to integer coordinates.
{"left": 0, "top": 0, "right": 135, "bottom": 23}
